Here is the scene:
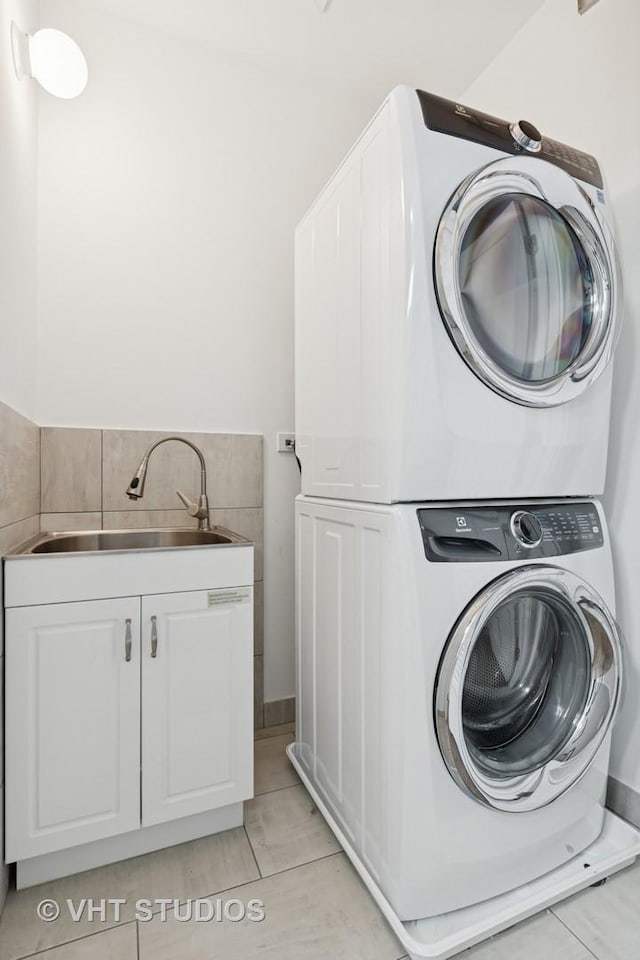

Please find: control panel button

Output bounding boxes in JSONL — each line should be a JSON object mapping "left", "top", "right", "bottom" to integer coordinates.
{"left": 511, "top": 510, "right": 544, "bottom": 548}
{"left": 510, "top": 119, "right": 542, "bottom": 153}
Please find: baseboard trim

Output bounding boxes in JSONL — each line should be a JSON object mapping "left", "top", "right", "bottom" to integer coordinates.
{"left": 607, "top": 775, "right": 640, "bottom": 829}
{"left": 263, "top": 696, "right": 295, "bottom": 728}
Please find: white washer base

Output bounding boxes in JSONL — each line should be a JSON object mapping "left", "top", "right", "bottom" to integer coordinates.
{"left": 288, "top": 744, "right": 640, "bottom": 960}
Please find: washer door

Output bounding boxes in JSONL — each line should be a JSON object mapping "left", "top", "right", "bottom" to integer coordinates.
{"left": 435, "top": 565, "right": 622, "bottom": 812}
{"left": 434, "top": 156, "right": 620, "bottom": 407}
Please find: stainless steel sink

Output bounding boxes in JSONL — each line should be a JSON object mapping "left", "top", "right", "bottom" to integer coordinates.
{"left": 11, "top": 527, "right": 249, "bottom": 557}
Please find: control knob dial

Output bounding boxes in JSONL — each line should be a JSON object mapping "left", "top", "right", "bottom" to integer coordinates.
{"left": 509, "top": 120, "right": 543, "bottom": 153}
{"left": 511, "top": 510, "right": 543, "bottom": 548}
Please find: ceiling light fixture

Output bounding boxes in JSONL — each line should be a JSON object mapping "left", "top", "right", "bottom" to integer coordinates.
{"left": 315, "top": 0, "right": 332, "bottom": 12}
{"left": 11, "top": 21, "right": 88, "bottom": 99}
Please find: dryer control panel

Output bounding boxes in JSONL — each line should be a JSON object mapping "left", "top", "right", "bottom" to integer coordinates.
{"left": 418, "top": 501, "right": 604, "bottom": 563}
{"left": 416, "top": 89, "right": 604, "bottom": 189}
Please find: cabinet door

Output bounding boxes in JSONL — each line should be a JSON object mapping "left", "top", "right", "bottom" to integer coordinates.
{"left": 5, "top": 598, "right": 141, "bottom": 862}
{"left": 141, "top": 588, "right": 253, "bottom": 826}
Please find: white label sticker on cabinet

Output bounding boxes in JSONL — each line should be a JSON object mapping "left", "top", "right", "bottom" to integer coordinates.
{"left": 207, "top": 587, "right": 251, "bottom": 607}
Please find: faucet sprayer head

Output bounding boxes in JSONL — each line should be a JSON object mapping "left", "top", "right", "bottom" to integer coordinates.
{"left": 126, "top": 457, "right": 149, "bottom": 500}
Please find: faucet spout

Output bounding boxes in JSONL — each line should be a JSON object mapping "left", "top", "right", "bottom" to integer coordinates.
{"left": 125, "top": 436, "right": 210, "bottom": 530}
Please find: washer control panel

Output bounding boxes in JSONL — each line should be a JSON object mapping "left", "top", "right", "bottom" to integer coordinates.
{"left": 416, "top": 89, "right": 603, "bottom": 189}
{"left": 418, "top": 502, "right": 603, "bottom": 563}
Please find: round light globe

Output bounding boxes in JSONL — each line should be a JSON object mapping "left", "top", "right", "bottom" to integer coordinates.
{"left": 29, "top": 28, "right": 88, "bottom": 99}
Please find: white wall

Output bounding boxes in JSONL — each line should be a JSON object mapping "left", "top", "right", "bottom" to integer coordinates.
{"left": 0, "top": 0, "right": 38, "bottom": 419}
{"left": 462, "top": 0, "right": 640, "bottom": 792}
{"left": 36, "top": 0, "right": 373, "bottom": 701}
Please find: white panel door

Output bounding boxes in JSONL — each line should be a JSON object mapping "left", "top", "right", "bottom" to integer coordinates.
{"left": 5, "top": 598, "right": 141, "bottom": 862}
{"left": 141, "top": 588, "right": 253, "bottom": 827}
{"left": 314, "top": 515, "right": 358, "bottom": 840}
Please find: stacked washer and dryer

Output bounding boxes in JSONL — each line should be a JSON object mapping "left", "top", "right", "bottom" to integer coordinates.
{"left": 291, "top": 87, "right": 640, "bottom": 959}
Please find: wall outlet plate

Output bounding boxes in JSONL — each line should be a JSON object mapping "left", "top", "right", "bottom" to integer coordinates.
{"left": 277, "top": 432, "right": 295, "bottom": 453}
{"left": 578, "top": 0, "right": 600, "bottom": 13}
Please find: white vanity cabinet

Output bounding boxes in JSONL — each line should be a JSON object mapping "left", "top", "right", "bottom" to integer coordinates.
{"left": 3, "top": 542, "right": 253, "bottom": 885}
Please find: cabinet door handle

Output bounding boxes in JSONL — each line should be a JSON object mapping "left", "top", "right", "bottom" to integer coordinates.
{"left": 124, "top": 618, "right": 132, "bottom": 662}
{"left": 151, "top": 615, "right": 158, "bottom": 658}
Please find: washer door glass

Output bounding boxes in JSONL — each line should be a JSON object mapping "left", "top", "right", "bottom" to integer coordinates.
{"left": 459, "top": 194, "right": 593, "bottom": 383}
{"left": 435, "top": 566, "right": 622, "bottom": 811}
{"left": 462, "top": 588, "right": 589, "bottom": 779}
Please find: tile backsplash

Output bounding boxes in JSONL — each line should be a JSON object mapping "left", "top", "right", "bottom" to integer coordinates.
{"left": 39, "top": 427, "right": 265, "bottom": 727}
{"left": 0, "top": 403, "right": 40, "bottom": 530}
{"left": 41, "top": 428, "right": 263, "bottom": 514}
{"left": 41, "top": 428, "right": 101, "bottom": 513}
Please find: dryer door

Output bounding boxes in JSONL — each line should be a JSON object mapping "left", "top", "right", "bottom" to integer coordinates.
{"left": 434, "top": 156, "right": 620, "bottom": 407}
{"left": 435, "top": 565, "right": 622, "bottom": 812}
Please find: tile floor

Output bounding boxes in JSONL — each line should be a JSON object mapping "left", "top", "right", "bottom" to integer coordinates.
{"left": 0, "top": 725, "right": 638, "bottom": 960}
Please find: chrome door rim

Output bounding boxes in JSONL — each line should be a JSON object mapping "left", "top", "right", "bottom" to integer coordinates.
{"left": 435, "top": 565, "right": 622, "bottom": 812}
{"left": 434, "top": 157, "right": 620, "bottom": 407}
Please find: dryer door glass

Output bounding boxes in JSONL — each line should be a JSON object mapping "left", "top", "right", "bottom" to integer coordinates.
{"left": 459, "top": 194, "right": 593, "bottom": 382}
{"left": 435, "top": 566, "right": 622, "bottom": 812}
{"left": 434, "top": 157, "right": 619, "bottom": 407}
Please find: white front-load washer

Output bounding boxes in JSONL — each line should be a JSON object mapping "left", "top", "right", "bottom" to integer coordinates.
{"left": 295, "top": 87, "right": 622, "bottom": 502}
{"left": 292, "top": 495, "right": 626, "bottom": 927}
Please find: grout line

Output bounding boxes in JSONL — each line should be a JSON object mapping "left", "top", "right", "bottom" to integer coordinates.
{"left": 14, "top": 919, "right": 138, "bottom": 960}
{"left": 100, "top": 429, "right": 104, "bottom": 523}
{"left": 38, "top": 425, "right": 42, "bottom": 521}
{"left": 154, "top": 850, "right": 346, "bottom": 921}
{"left": 253, "top": 724, "right": 294, "bottom": 742}
{"left": 243, "top": 824, "right": 263, "bottom": 879}
{"left": 551, "top": 910, "right": 600, "bottom": 960}
{"left": 0, "top": 514, "right": 40, "bottom": 535}
{"left": 257, "top": 849, "right": 344, "bottom": 882}
{"left": 140, "top": 849, "right": 344, "bottom": 918}
{"left": 254, "top": 781, "right": 301, "bottom": 799}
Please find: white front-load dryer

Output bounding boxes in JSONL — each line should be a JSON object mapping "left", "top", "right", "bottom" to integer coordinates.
{"left": 295, "top": 87, "right": 622, "bottom": 502}
{"left": 293, "top": 495, "right": 623, "bottom": 921}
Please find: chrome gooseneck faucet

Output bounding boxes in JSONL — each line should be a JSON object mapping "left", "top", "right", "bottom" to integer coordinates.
{"left": 125, "top": 436, "right": 210, "bottom": 530}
